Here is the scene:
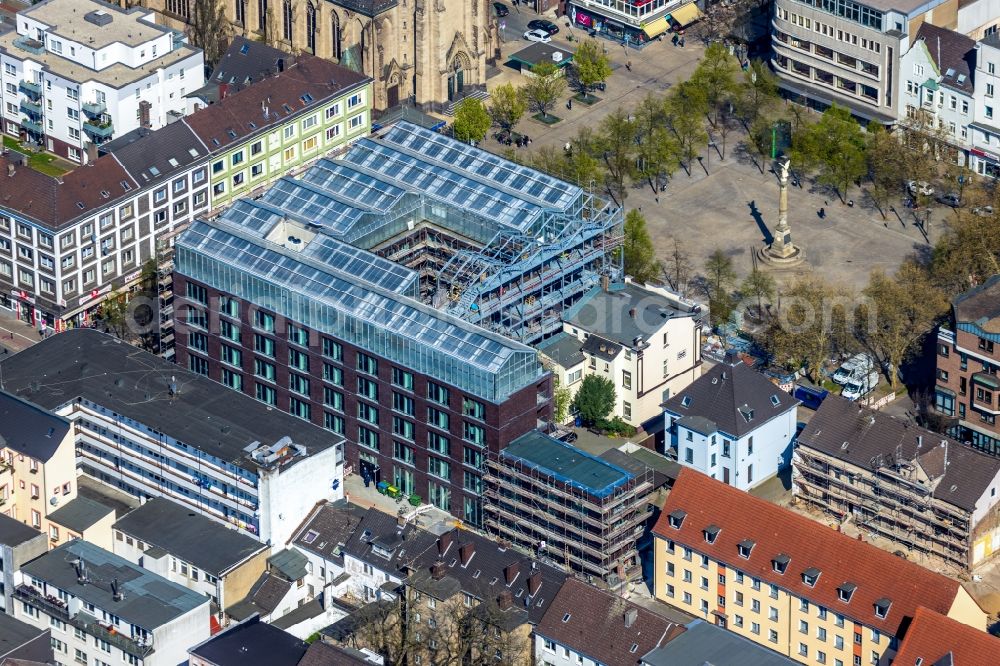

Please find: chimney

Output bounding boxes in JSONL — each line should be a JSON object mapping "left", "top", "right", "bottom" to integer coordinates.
{"left": 86, "top": 141, "right": 98, "bottom": 164}
{"left": 624, "top": 608, "right": 638, "bottom": 628}
{"left": 601, "top": 274, "right": 610, "bottom": 292}
{"left": 218, "top": 82, "right": 229, "bottom": 99}
{"left": 397, "top": 511, "right": 407, "bottom": 528}
{"left": 111, "top": 578, "right": 125, "bottom": 602}
{"left": 438, "top": 531, "right": 454, "bottom": 556}
{"left": 460, "top": 542, "right": 476, "bottom": 567}
{"left": 139, "top": 100, "right": 152, "bottom": 129}
{"left": 503, "top": 562, "right": 520, "bottom": 586}
{"left": 527, "top": 571, "right": 541, "bottom": 596}
{"left": 498, "top": 589, "right": 513, "bottom": 610}
{"left": 431, "top": 560, "right": 447, "bottom": 580}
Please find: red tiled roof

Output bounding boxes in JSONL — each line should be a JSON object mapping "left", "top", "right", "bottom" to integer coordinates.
{"left": 893, "top": 606, "right": 999, "bottom": 666}
{"left": 0, "top": 152, "right": 137, "bottom": 229}
{"left": 535, "top": 578, "right": 684, "bottom": 665}
{"left": 184, "top": 54, "right": 369, "bottom": 151}
{"left": 653, "top": 468, "right": 970, "bottom": 637}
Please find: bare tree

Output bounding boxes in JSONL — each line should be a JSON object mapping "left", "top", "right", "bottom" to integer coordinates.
{"left": 188, "top": 0, "right": 231, "bottom": 68}
{"left": 662, "top": 238, "right": 693, "bottom": 297}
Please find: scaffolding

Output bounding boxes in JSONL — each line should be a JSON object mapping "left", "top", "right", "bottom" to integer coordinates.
{"left": 792, "top": 447, "right": 973, "bottom": 569}
{"left": 482, "top": 435, "right": 653, "bottom": 587}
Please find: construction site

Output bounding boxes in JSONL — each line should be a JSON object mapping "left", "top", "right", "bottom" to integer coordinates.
{"left": 482, "top": 431, "right": 657, "bottom": 588}
{"left": 238, "top": 120, "right": 624, "bottom": 345}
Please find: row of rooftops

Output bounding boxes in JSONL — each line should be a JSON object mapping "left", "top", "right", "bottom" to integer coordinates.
{"left": 654, "top": 468, "right": 972, "bottom": 637}
{"left": 0, "top": 328, "right": 342, "bottom": 474}
{"left": 0, "top": 50, "right": 369, "bottom": 230}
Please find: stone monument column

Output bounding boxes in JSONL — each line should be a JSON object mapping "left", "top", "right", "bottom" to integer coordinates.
{"left": 759, "top": 156, "right": 804, "bottom": 266}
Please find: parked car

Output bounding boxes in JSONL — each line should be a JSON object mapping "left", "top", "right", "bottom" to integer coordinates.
{"left": 523, "top": 28, "right": 551, "bottom": 43}
{"left": 843, "top": 371, "right": 879, "bottom": 401}
{"left": 908, "top": 180, "right": 934, "bottom": 197}
{"left": 936, "top": 192, "right": 963, "bottom": 207}
{"left": 528, "top": 19, "right": 560, "bottom": 35}
{"left": 972, "top": 205, "right": 994, "bottom": 217}
{"left": 493, "top": 1, "right": 509, "bottom": 16}
{"left": 832, "top": 353, "right": 873, "bottom": 385}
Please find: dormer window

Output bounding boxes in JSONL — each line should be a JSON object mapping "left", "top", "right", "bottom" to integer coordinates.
{"left": 737, "top": 539, "right": 755, "bottom": 559}
{"left": 667, "top": 510, "right": 686, "bottom": 529}
{"left": 772, "top": 554, "right": 790, "bottom": 574}
{"left": 837, "top": 582, "right": 857, "bottom": 603}
{"left": 704, "top": 525, "right": 720, "bottom": 544}
{"left": 739, "top": 406, "right": 754, "bottom": 423}
{"left": 802, "top": 567, "right": 821, "bottom": 587}
{"left": 874, "top": 598, "right": 892, "bottom": 619}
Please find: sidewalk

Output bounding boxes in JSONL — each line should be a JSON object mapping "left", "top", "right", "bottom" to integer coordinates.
{"left": 0, "top": 306, "right": 41, "bottom": 356}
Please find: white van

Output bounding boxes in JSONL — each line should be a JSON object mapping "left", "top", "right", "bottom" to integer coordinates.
{"left": 833, "top": 354, "right": 874, "bottom": 385}
{"left": 843, "top": 371, "right": 879, "bottom": 401}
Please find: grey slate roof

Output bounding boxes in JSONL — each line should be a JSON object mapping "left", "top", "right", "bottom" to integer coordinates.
{"left": 536, "top": 332, "right": 585, "bottom": 368}
{"left": 225, "top": 572, "right": 292, "bottom": 620}
{"left": 564, "top": 283, "right": 701, "bottom": 348}
{"left": 663, "top": 360, "right": 798, "bottom": 438}
{"left": 0, "top": 609, "right": 46, "bottom": 658}
{"left": 268, "top": 548, "right": 309, "bottom": 581}
{"left": 641, "top": 619, "right": 797, "bottom": 666}
{"left": 0, "top": 390, "right": 70, "bottom": 463}
{"left": 915, "top": 23, "right": 975, "bottom": 94}
{"left": 22, "top": 540, "right": 207, "bottom": 630}
{"left": 209, "top": 37, "right": 292, "bottom": 92}
{"left": 189, "top": 615, "right": 307, "bottom": 666}
{"left": 580, "top": 334, "right": 621, "bottom": 362}
{"left": 952, "top": 274, "right": 1000, "bottom": 330}
{"left": 342, "top": 508, "right": 437, "bottom": 573}
{"left": 0, "top": 513, "right": 42, "bottom": 548}
{"left": 100, "top": 121, "right": 208, "bottom": 187}
{"left": 292, "top": 501, "right": 366, "bottom": 563}
{"left": 0, "top": 329, "right": 341, "bottom": 472}
{"left": 298, "top": 642, "right": 374, "bottom": 666}
{"left": 46, "top": 496, "right": 114, "bottom": 533}
{"left": 798, "top": 395, "right": 1000, "bottom": 512}
{"left": 270, "top": 598, "right": 323, "bottom": 630}
{"left": 113, "top": 497, "right": 266, "bottom": 576}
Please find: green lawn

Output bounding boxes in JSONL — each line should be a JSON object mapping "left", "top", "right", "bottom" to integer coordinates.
{"left": 2, "top": 136, "right": 71, "bottom": 177}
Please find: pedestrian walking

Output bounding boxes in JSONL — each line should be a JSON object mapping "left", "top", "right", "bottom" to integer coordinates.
{"left": 567, "top": 98, "right": 572, "bottom": 110}
{"left": 818, "top": 207, "right": 825, "bottom": 219}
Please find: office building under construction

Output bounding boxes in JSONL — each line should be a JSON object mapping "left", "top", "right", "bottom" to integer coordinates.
{"left": 483, "top": 431, "right": 656, "bottom": 587}
{"left": 792, "top": 395, "right": 1000, "bottom": 570}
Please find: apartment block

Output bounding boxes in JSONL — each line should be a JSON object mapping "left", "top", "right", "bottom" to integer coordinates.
{"left": 13, "top": 539, "right": 210, "bottom": 666}
{"left": 171, "top": 122, "right": 627, "bottom": 525}
{"left": 541, "top": 278, "right": 704, "bottom": 428}
{"left": 653, "top": 468, "right": 987, "bottom": 665}
{"left": 483, "top": 430, "right": 655, "bottom": 586}
{"left": 112, "top": 497, "right": 270, "bottom": 616}
{"left": 664, "top": 358, "right": 799, "bottom": 491}
{"left": 0, "top": 0, "right": 203, "bottom": 161}
{"left": 0, "top": 328, "right": 347, "bottom": 545}
{"left": 794, "top": 395, "right": 1000, "bottom": 569}
{"left": 934, "top": 274, "right": 1000, "bottom": 453}
{"left": 0, "top": 512, "right": 47, "bottom": 614}
{"left": 0, "top": 53, "right": 370, "bottom": 332}
{"left": 0, "top": 389, "right": 78, "bottom": 540}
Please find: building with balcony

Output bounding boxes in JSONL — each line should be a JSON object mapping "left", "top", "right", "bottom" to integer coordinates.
{"left": 0, "top": 0, "right": 204, "bottom": 162}
{"left": 112, "top": 496, "right": 270, "bottom": 618}
{"left": 0, "top": 512, "right": 47, "bottom": 614}
{"left": 653, "top": 468, "right": 988, "bottom": 665}
{"left": 898, "top": 22, "right": 975, "bottom": 165}
{"left": 664, "top": 356, "right": 799, "bottom": 491}
{"left": 540, "top": 278, "right": 703, "bottom": 429}
{"left": 0, "top": 389, "right": 78, "bottom": 542}
{"left": 0, "top": 54, "right": 370, "bottom": 334}
{"left": 934, "top": 274, "right": 1000, "bottom": 453}
{"left": 171, "top": 121, "right": 624, "bottom": 525}
{"left": 771, "top": 0, "right": 958, "bottom": 123}
{"left": 0, "top": 328, "right": 348, "bottom": 545}
{"left": 483, "top": 430, "right": 656, "bottom": 586}
{"left": 13, "top": 539, "right": 210, "bottom": 666}
{"left": 793, "top": 394, "right": 1000, "bottom": 569}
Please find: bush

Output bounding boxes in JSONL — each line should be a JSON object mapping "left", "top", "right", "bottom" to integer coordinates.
{"left": 598, "top": 416, "right": 637, "bottom": 437}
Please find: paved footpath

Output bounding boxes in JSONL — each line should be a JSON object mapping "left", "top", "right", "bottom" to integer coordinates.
{"left": 0, "top": 306, "right": 41, "bottom": 356}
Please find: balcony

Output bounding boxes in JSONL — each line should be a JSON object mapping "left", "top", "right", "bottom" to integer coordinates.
{"left": 19, "top": 99, "right": 41, "bottom": 117}
{"left": 82, "top": 100, "right": 106, "bottom": 116}
{"left": 18, "top": 80, "right": 41, "bottom": 96}
{"left": 21, "top": 119, "right": 42, "bottom": 135}
{"left": 83, "top": 119, "right": 114, "bottom": 139}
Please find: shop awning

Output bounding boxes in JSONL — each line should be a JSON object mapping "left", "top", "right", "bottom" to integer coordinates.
{"left": 671, "top": 2, "right": 702, "bottom": 26}
{"left": 642, "top": 16, "right": 670, "bottom": 38}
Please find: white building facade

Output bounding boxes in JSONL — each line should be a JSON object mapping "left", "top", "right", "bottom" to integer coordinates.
{"left": 0, "top": 0, "right": 203, "bottom": 162}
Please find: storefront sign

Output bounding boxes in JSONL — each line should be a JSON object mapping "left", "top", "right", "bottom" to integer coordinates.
{"left": 10, "top": 289, "right": 34, "bottom": 304}
{"left": 77, "top": 283, "right": 113, "bottom": 306}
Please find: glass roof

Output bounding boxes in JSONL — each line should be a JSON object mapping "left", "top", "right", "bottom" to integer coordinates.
{"left": 213, "top": 201, "right": 418, "bottom": 295}
{"left": 182, "top": 220, "right": 528, "bottom": 373}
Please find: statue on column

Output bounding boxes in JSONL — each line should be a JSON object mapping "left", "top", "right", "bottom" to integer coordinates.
{"left": 759, "top": 156, "right": 804, "bottom": 266}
